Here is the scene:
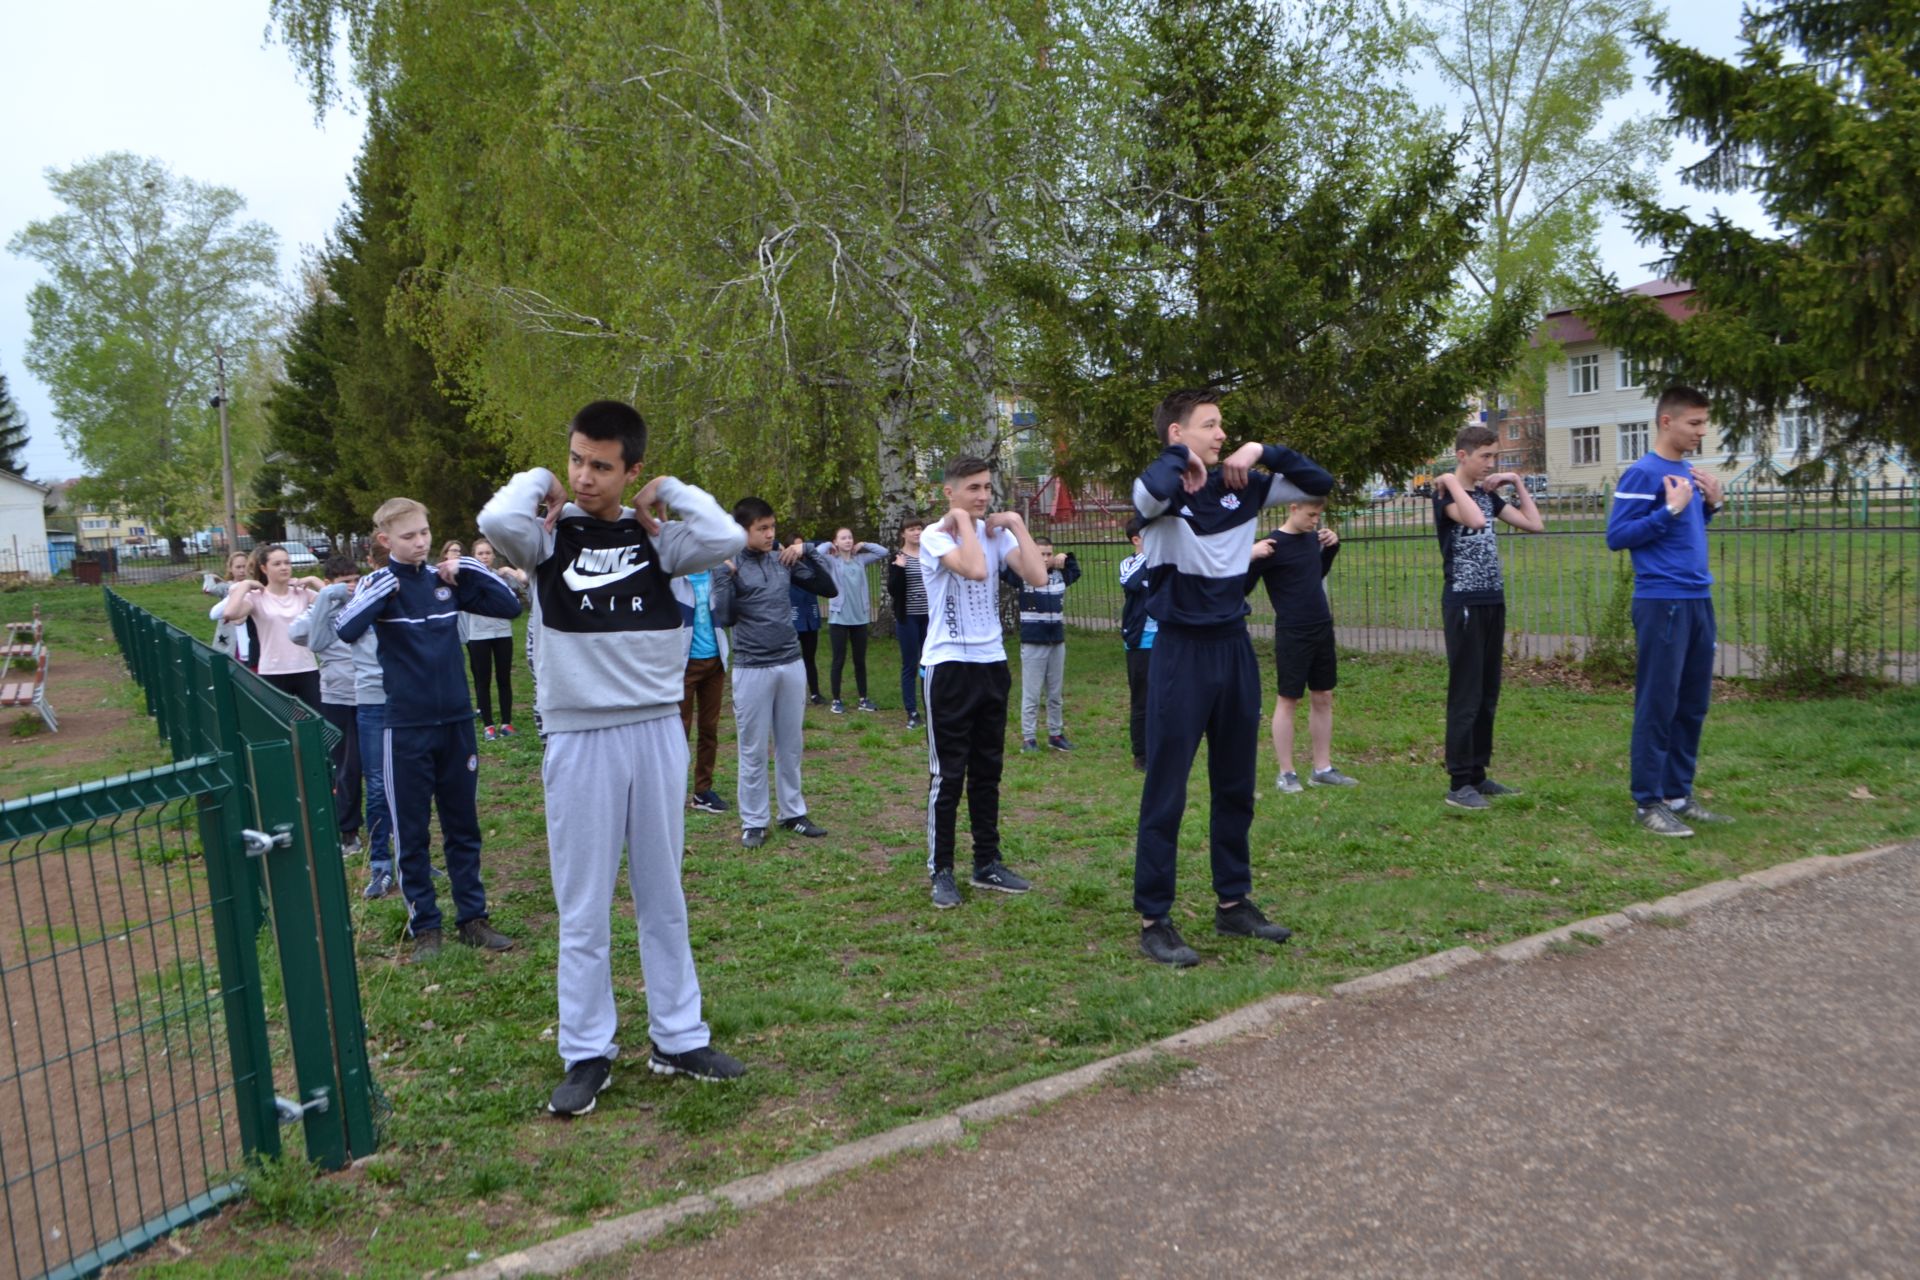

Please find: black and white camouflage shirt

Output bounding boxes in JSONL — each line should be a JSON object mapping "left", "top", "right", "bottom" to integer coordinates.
{"left": 1434, "top": 488, "right": 1509, "bottom": 605}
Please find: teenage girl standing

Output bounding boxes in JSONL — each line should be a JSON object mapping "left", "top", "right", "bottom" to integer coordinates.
{"left": 818, "top": 528, "right": 889, "bottom": 713}
{"left": 222, "top": 544, "right": 326, "bottom": 708}
{"left": 462, "top": 536, "right": 528, "bottom": 740}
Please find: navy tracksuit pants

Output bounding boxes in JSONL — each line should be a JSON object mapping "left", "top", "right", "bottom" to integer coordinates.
{"left": 1134, "top": 623, "right": 1259, "bottom": 920}
{"left": 383, "top": 719, "right": 489, "bottom": 935}
{"left": 1630, "top": 597, "right": 1715, "bottom": 807}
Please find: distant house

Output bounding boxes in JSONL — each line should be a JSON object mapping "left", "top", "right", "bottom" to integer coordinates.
{"left": 0, "top": 470, "right": 53, "bottom": 580}
{"left": 1536, "top": 280, "right": 1884, "bottom": 490}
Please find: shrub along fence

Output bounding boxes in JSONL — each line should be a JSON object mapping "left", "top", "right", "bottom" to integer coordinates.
{"left": 0, "top": 591, "right": 375, "bottom": 1280}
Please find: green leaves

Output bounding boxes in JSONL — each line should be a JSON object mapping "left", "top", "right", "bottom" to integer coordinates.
{"left": 1582, "top": 2, "right": 1920, "bottom": 465}
{"left": 7, "top": 153, "right": 279, "bottom": 537}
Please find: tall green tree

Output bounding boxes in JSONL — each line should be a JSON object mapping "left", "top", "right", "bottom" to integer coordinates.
{"left": 1018, "top": 0, "right": 1530, "bottom": 488}
{"left": 0, "top": 365, "right": 29, "bottom": 475}
{"left": 1581, "top": 1, "right": 1920, "bottom": 467}
{"left": 6, "top": 153, "right": 279, "bottom": 539}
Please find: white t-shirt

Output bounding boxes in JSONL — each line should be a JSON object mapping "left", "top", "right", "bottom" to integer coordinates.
{"left": 919, "top": 522, "right": 1019, "bottom": 665}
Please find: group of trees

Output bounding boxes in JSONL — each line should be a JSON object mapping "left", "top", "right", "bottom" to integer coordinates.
{"left": 8, "top": 1, "right": 1912, "bottom": 545}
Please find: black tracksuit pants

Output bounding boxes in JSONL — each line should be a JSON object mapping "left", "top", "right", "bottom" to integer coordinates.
{"left": 922, "top": 660, "right": 1010, "bottom": 876}
{"left": 383, "top": 719, "right": 488, "bottom": 935}
{"left": 1443, "top": 600, "right": 1505, "bottom": 790}
{"left": 1133, "top": 623, "right": 1259, "bottom": 920}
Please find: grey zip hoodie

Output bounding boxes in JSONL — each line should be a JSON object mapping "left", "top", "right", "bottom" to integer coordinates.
{"left": 710, "top": 544, "right": 836, "bottom": 667}
{"left": 479, "top": 468, "right": 743, "bottom": 732}
{"left": 294, "top": 580, "right": 386, "bottom": 706}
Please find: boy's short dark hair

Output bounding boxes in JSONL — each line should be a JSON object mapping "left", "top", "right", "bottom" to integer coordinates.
{"left": 944, "top": 456, "right": 992, "bottom": 483}
{"left": 323, "top": 554, "right": 357, "bottom": 579}
{"left": 1655, "top": 384, "right": 1711, "bottom": 422}
{"left": 569, "top": 400, "right": 648, "bottom": 467}
{"left": 1034, "top": 533, "right": 1053, "bottom": 546}
{"left": 1154, "top": 388, "right": 1223, "bottom": 444}
{"left": 1124, "top": 514, "right": 1148, "bottom": 540}
{"left": 1454, "top": 424, "right": 1499, "bottom": 453}
{"left": 732, "top": 496, "right": 775, "bottom": 529}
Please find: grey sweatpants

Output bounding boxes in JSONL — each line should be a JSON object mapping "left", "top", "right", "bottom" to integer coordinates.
{"left": 544, "top": 716, "right": 709, "bottom": 1066}
{"left": 732, "top": 659, "right": 808, "bottom": 828}
{"left": 1020, "top": 642, "right": 1066, "bottom": 739}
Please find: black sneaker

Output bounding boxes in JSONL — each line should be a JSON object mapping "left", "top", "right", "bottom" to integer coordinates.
{"left": 339, "top": 834, "right": 364, "bottom": 858}
{"left": 458, "top": 918, "right": 514, "bottom": 951}
{"left": 1020, "top": 738, "right": 1039, "bottom": 752}
{"left": 808, "top": 692, "right": 825, "bottom": 706}
{"left": 1476, "top": 778, "right": 1521, "bottom": 797}
{"left": 649, "top": 1044, "right": 746, "bottom": 1083}
{"left": 907, "top": 712, "right": 923, "bottom": 730}
{"left": 930, "top": 869, "right": 962, "bottom": 909}
{"left": 1048, "top": 734, "right": 1075, "bottom": 752}
{"left": 741, "top": 826, "right": 767, "bottom": 849}
{"left": 408, "top": 928, "right": 444, "bottom": 964}
{"left": 1669, "top": 799, "right": 1733, "bottom": 825}
{"left": 1132, "top": 756, "right": 1146, "bottom": 773}
{"left": 690, "top": 790, "right": 727, "bottom": 814}
{"left": 1445, "top": 785, "right": 1490, "bottom": 810}
{"left": 1139, "top": 918, "right": 1200, "bottom": 967}
{"left": 1637, "top": 805, "right": 1694, "bottom": 837}
{"left": 547, "top": 1056, "right": 613, "bottom": 1116}
{"left": 970, "top": 862, "right": 1032, "bottom": 894}
{"left": 1215, "top": 899, "right": 1292, "bottom": 944}
{"left": 780, "top": 815, "right": 829, "bottom": 838}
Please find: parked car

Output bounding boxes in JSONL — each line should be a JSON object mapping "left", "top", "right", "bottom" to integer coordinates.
{"left": 281, "top": 544, "right": 320, "bottom": 569}
{"left": 306, "top": 538, "right": 334, "bottom": 558}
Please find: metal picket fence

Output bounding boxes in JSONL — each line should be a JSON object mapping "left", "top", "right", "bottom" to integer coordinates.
{"left": 987, "top": 478, "right": 1920, "bottom": 682}
{"left": 0, "top": 591, "right": 376, "bottom": 1280}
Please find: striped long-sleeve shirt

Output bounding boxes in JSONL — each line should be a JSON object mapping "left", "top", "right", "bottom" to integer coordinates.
{"left": 1131, "top": 443, "right": 1334, "bottom": 630}
{"left": 1001, "top": 553, "right": 1081, "bottom": 644}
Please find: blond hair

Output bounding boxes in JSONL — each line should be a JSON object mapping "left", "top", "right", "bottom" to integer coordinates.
{"left": 373, "top": 497, "right": 429, "bottom": 531}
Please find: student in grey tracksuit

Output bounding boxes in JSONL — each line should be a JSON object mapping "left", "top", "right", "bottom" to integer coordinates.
{"left": 291, "top": 558, "right": 364, "bottom": 856}
{"left": 710, "top": 499, "right": 837, "bottom": 848}
{"left": 479, "top": 399, "right": 750, "bottom": 1111}
{"left": 817, "top": 529, "right": 889, "bottom": 711}
{"left": 295, "top": 562, "right": 399, "bottom": 900}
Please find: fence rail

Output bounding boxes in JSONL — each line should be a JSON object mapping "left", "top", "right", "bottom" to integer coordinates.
{"left": 0, "top": 593, "right": 375, "bottom": 1280}
{"left": 987, "top": 479, "right": 1920, "bottom": 683}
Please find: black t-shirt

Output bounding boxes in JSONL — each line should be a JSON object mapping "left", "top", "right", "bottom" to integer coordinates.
{"left": 1434, "top": 488, "right": 1508, "bottom": 604}
{"left": 1247, "top": 529, "right": 1339, "bottom": 628}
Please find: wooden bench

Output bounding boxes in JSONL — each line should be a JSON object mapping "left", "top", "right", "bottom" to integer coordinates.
{"left": 1, "top": 649, "right": 57, "bottom": 733}
{"left": 1, "top": 605, "right": 43, "bottom": 663}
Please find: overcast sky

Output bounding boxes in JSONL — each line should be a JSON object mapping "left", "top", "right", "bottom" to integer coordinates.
{"left": 1, "top": 1, "right": 1769, "bottom": 482}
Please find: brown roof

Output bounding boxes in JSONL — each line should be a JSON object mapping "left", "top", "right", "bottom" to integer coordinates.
{"left": 1539, "top": 279, "right": 1695, "bottom": 344}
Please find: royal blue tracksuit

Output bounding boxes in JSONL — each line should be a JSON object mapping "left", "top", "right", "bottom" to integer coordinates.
{"left": 1605, "top": 454, "right": 1719, "bottom": 807}
{"left": 335, "top": 556, "right": 521, "bottom": 934}
{"left": 1131, "top": 443, "right": 1333, "bottom": 919}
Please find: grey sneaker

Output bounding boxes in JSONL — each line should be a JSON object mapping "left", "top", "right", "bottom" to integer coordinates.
{"left": 362, "top": 868, "right": 395, "bottom": 900}
{"left": 856, "top": 697, "right": 878, "bottom": 712}
{"left": 1669, "top": 799, "right": 1733, "bottom": 825}
{"left": 1476, "top": 778, "right": 1522, "bottom": 797}
{"left": 830, "top": 699, "right": 847, "bottom": 715}
{"left": 649, "top": 1044, "right": 746, "bottom": 1083}
{"left": 1020, "top": 738, "right": 1039, "bottom": 752}
{"left": 1637, "top": 805, "right": 1695, "bottom": 838}
{"left": 1139, "top": 918, "right": 1201, "bottom": 967}
{"left": 930, "top": 869, "right": 962, "bottom": 909}
{"left": 741, "top": 826, "right": 767, "bottom": 849}
{"left": 548, "top": 1056, "right": 613, "bottom": 1116}
{"left": 970, "top": 862, "right": 1031, "bottom": 894}
{"left": 1309, "top": 767, "right": 1358, "bottom": 788}
{"left": 1445, "top": 786, "right": 1490, "bottom": 811}
{"left": 1276, "top": 771, "right": 1304, "bottom": 794}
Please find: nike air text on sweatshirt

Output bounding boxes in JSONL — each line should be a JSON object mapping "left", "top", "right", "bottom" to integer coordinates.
{"left": 478, "top": 468, "right": 745, "bottom": 734}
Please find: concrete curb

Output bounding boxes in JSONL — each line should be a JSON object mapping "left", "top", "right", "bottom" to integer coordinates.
{"left": 449, "top": 839, "right": 1914, "bottom": 1279}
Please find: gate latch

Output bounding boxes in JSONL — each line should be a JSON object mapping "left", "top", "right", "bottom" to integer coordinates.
{"left": 275, "top": 1088, "right": 331, "bottom": 1124}
{"left": 241, "top": 826, "right": 293, "bottom": 858}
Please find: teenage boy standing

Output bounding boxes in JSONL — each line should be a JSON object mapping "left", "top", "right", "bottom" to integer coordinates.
{"left": 1605, "top": 385, "right": 1733, "bottom": 837}
{"left": 919, "top": 457, "right": 1048, "bottom": 909}
{"left": 1119, "top": 516, "right": 1156, "bottom": 772}
{"left": 1247, "top": 498, "right": 1356, "bottom": 792}
{"left": 711, "top": 508, "right": 836, "bottom": 848}
{"left": 1004, "top": 534, "right": 1081, "bottom": 752}
{"left": 480, "top": 399, "right": 749, "bottom": 1113}
{"left": 1433, "top": 424, "right": 1544, "bottom": 811}
{"left": 1131, "top": 389, "right": 1333, "bottom": 967}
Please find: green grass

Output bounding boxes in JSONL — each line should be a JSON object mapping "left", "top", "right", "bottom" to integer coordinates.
{"left": 16, "top": 580, "right": 1917, "bottom": 1277}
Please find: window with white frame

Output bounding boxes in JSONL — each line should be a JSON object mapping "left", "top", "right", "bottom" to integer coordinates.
{"left": 1618, "top": 421, "right": 1650, "bottom": 463}
{"left": 1617, "top": 352, "right": 1647, "bottom": 390}
{"left": 1778, "top": 404, "right": 1819, "bottom": 453}
{"left": 1568, "top": 354, "right": 1601, "bottom": 395}
{"left": 1570, "top": 425, "right": 1601, "bottom": 467}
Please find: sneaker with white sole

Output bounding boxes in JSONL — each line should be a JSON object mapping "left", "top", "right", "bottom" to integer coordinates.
{"left": 649, "top": 1044, "right": 746, "bottom": 1083}
{"left": 970, "top": 862, "right": 1031, "bottom": 894}
{"left": 930, "top": 869, "right": 962, "bottom": 909}
{"left": 1445, "top": 785, "right": 1490, "bottom": 810}
{"left": 1668, "top": 799, "right": 1732, "bottom": 825}
{"left": 689, "top": 790, "right": 727, "bottom": 814}
{"left": 1637, "top": 805, "right": 1695, "bottom": 837}
{"left": 548, "top": 1056, "right": 613, "bottom": 1116}
{"left": 1276, "top": 771, "right": 1304, "bottom": 794}
{"left": 1309, "top": 767, "right": 1358, "bottom": 788}
{"left": 1476, "top": 778, "right": 1522, "bottom": 797}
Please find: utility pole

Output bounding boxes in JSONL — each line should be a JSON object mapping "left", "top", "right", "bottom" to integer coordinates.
{"left": 213, "top": 345, "right": 238, "bottom": 551}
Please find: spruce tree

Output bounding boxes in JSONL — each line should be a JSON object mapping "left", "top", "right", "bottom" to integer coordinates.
{"left": 0, "top": 367, "right": 28, "bottom": 476}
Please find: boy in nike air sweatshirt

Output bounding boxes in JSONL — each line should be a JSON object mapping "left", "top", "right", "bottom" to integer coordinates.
{"left": 479, "top": 399, "right": 750, "bottom": 1110}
